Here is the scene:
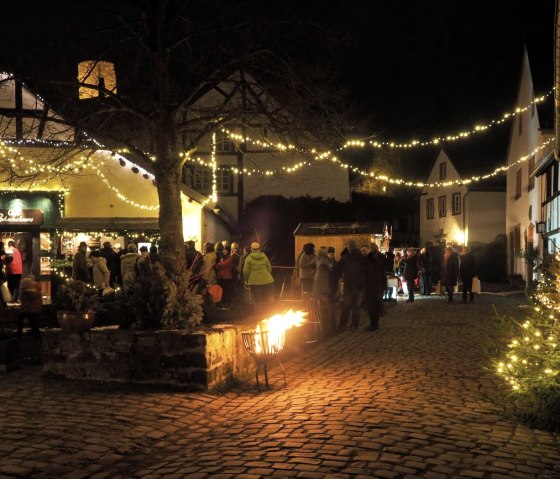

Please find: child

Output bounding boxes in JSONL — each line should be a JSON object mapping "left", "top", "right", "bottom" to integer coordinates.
{"left": 17, "top": 275, "right": 42, "bottom": 338}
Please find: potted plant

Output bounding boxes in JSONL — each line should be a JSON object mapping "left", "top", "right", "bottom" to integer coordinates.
{"left": 53, "top": 280, "right": 104, "bottom": 333}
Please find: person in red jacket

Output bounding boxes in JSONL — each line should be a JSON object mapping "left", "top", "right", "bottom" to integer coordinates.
{"left": 215, "top": 245, "right": 235, "bottom": 307}
{"left": 6, "top": 240, "right": 23, "bottom": 302}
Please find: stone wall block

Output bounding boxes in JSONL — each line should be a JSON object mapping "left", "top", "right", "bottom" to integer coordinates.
{"left": 42, "top": 321, "right": 274, "bottom": 390}
{"left": 161, "top": 352, "right": 207, "bottom": 369}
{"left": 157, "top": 330, "right": 207, "bottom": 353}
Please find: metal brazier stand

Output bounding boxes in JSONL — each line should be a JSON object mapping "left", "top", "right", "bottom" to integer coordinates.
{"left": 242, "top": 329, "right": 287, "bottom": 392}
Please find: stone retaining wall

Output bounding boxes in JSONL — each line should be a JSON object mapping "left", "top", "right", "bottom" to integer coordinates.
{"left": 42, "top": 324, "right": 256, "bottom": 390}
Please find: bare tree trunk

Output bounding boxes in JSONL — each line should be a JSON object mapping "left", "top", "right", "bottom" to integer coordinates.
{"left": 154, "top": 164, "right": 184, "bottom": 263}
{"left": 153, "top": 122, "right": 184, "bottom": 265}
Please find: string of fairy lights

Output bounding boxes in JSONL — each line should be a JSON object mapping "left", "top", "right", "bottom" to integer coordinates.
{"left": 0, "top": 80, "right": 555, "bottom": 212}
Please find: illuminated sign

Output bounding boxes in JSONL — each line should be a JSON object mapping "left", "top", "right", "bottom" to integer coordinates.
{"left": 0, "top": 209, "right": 44, "bottom": 225}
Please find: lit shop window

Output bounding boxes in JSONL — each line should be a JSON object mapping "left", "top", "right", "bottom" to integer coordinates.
{"left": 78, "top": 61, "right": 117, "bottom": 99}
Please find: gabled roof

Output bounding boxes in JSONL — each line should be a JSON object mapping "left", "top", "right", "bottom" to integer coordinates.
{"left": 422, "top": 147, "right": 506, "bottom": 192}
{"left": 526, "top": 39, "right": 554, "bottom": 129}
{"left": 0, "top": 72, "right": 74, "bottom": 142}
{"left": 293, "top": 221, "right": 386, "bottom": 236}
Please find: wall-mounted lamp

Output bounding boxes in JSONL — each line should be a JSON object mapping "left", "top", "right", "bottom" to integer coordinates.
{"left": 536, "top": 221, "right": 546, "bottom": 234}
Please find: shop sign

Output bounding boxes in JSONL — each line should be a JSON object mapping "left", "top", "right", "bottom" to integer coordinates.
{"left": 40, "top": 256, "right": 52, "bottom": 275}
{"left": 0, "top": 209, "right": 44, "bottom": 225}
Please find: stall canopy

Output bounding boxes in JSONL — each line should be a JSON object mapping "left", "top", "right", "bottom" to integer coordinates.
{"left": 293, "top": 221, "right": 389, "bottom": 262}
{"left": 56, "top": 217, "right": 159, "bottom": 232}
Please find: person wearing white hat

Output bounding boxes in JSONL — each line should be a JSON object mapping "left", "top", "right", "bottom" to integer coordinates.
{"left": 243, "top": 242, "right": 274, "bottom": 314}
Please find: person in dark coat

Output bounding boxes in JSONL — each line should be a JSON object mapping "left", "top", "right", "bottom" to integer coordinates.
{"left": 17, "top": 275, "right": 42, "bottom": 338}
{"left": 0, "top": 242, "right": 7, "bottom": 308}
{"left": 298, "top": 243, "right": 317, "bottom": 294}
{"left": 442, "top": 246, "right": 460, "bottom": 303}
{"left": 334, "top": 240, "right": 368, "bottom": 331}
{"left": 403, "top": 248, "right": 418, "bottom": 302}
{"left": 313, "top": 246, "right": 336, "bottom": 336}
{"left": 99, "top": 241, "right": 120, "bottom": 287}
{"left": 417, "top": 247, "right": 432, "bottom": 295}
{"left": 459, "top": 246, "right": 478, "bottom": 303}
{"left": 72, "top": 241, "right": 90, "bottom": 282}
{"left": 361, "top": 243, "right": 382, "bottom": 331}
{"left": 149, "top": 245, "right": 161, "bottom": 264}
{"left": 371, "top": 243, "right": 388, "bottom": 314}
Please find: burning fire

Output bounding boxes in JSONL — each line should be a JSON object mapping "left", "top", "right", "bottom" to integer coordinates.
{"left": 254, "top": 310, "right": 307, "bottom": 355}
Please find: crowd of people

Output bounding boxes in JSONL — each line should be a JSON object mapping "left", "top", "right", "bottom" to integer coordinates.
{"left": 68, "top": 239, "right": 276, "bottom": 315}
{"left": 297, "top": 241, "right": 480, "bottom": 335}
{"left": 9, "top": 236, "right": 480, "bottom": 338}
{"left": 391, "top": 244, "right": 479, "bottom": 304}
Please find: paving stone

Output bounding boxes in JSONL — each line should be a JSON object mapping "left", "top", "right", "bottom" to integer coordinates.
{"left": 1, "top": 297, "right": 559, "bottom": 478}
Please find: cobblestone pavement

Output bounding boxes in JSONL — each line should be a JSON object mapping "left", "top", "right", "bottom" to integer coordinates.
{"left": 1, "top": 294, "right": 560, "bottom": 479}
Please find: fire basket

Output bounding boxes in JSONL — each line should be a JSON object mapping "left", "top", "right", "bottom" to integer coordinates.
{"left": 242, "top": 310, "right": 306, "bottom": 392}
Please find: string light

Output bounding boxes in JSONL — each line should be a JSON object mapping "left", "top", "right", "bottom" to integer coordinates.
{"left": 341, "top": 89, "right": 553, "bottom": 149}
{"left": 211, "top": 133, "right": 218, "bottom": 203}
{"left": 56, "top": 229, "right": 161, "bottom": 243}
{"left": 217, "top": 133, "right": 554, "bottom": 189}
{"left": 0, "top": 73, "right": 554, "bottom": 202}
{"left": 496, "top": 253, "right": 560, "bottom": 393}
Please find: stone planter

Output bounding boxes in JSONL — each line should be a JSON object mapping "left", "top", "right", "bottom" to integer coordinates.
{"left": 57, "top": 311, "right": 96, "bottom": 333}
{"left": 0, "top": 337, "right": 21, "bottom": 372}
{"left": 42, "top": 325, "right": 257, "bottom": 390}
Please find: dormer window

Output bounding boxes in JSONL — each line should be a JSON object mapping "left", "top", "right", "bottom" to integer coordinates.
{"left": 78, "top": 61, "right": 117, "bottom": 100}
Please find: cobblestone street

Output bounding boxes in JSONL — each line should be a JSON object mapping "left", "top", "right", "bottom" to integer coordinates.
{"left": 1, "top": 294, "right": 560, "bottom": 479}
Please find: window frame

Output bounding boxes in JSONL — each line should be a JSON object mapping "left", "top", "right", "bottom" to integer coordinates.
{"left": 216, "top": 131, "right": 235, "bottom": 154}
{"left": 438, "top": 195, "right": 447, "bottom": 218}
{"left": 426, "top": 198, "right": 434, "bottom": 219}
{"left": 452, "top": 192, "right": 461, "bottom": 215}
{"left": 514, "top": 168, "right": 522, "bottom": 200}
{"left": 184, "top": 166, "right": 233, "bottom": 195}
{"left": 439, "top": 162, "right": 447, "bottom": 181}
{"left": 527, "top": 155, "right": 535, "bottom": 191}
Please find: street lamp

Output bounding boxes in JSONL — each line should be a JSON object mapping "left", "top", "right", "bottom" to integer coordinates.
{"left": 536, "top": 221, "right": 546, "bottom": 234}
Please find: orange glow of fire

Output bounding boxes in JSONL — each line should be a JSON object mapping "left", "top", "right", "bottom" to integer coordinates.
{"left": 254, "top": 310, "right": 307, "bottom": 355}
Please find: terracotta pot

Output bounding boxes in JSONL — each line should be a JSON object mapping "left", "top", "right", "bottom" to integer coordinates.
{"left": 57, "top": 311, "right": 96, "bottom": 333}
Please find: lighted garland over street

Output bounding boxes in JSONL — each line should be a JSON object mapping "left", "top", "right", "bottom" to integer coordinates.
{"left": 0, "top": 82, "right": 553, "bottom": 211}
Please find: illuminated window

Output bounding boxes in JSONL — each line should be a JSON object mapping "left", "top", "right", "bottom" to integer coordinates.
{"left": 452, "top": 192, "right": 461, "bottom": 215}
{"left": 78, "top": 61, "right": 117, "bottom": 99}
{"left": 438, "top": 195, "right": 446, "bottom": 217}
{"left": 426, "top": 198, "right": 434, "bottom": 219}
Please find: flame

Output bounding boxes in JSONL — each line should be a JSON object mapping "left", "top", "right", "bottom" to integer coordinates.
{"left": 254, "top": 310, "right": 307, "bottom": 355}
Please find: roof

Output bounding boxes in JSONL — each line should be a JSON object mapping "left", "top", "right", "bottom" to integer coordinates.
{"left": 533, "top": 150, "right": 556, "bottom": 177}
{"left": 293, "top": 221, "right": 387, "bottom": 236}
{"left": 526, "top": 39, "right": 554, "bottom": 129}
{"left": 56, "top": 217, "right": 159, "bottom": 231}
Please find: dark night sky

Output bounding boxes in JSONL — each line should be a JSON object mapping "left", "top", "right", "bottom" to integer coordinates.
{"left": 0, "top": 0, "right": 555, "bottom": 182}
{"left": 324, "top": 0, "right": 555, "bottom": 180}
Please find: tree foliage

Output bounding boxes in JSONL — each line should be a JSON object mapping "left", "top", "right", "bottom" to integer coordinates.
{"left": 494, "top": 256, "right": 560, "bottom": 431}
{"left": 1, "top": 0, "right": 354, "bottom": 260}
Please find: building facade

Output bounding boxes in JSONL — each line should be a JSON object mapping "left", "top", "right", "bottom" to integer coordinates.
{"left": 420, "top": 150, "right": 505, "bottom": 247}
{"left": 505, "top": 48, "right": 554, "bottom": 282}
